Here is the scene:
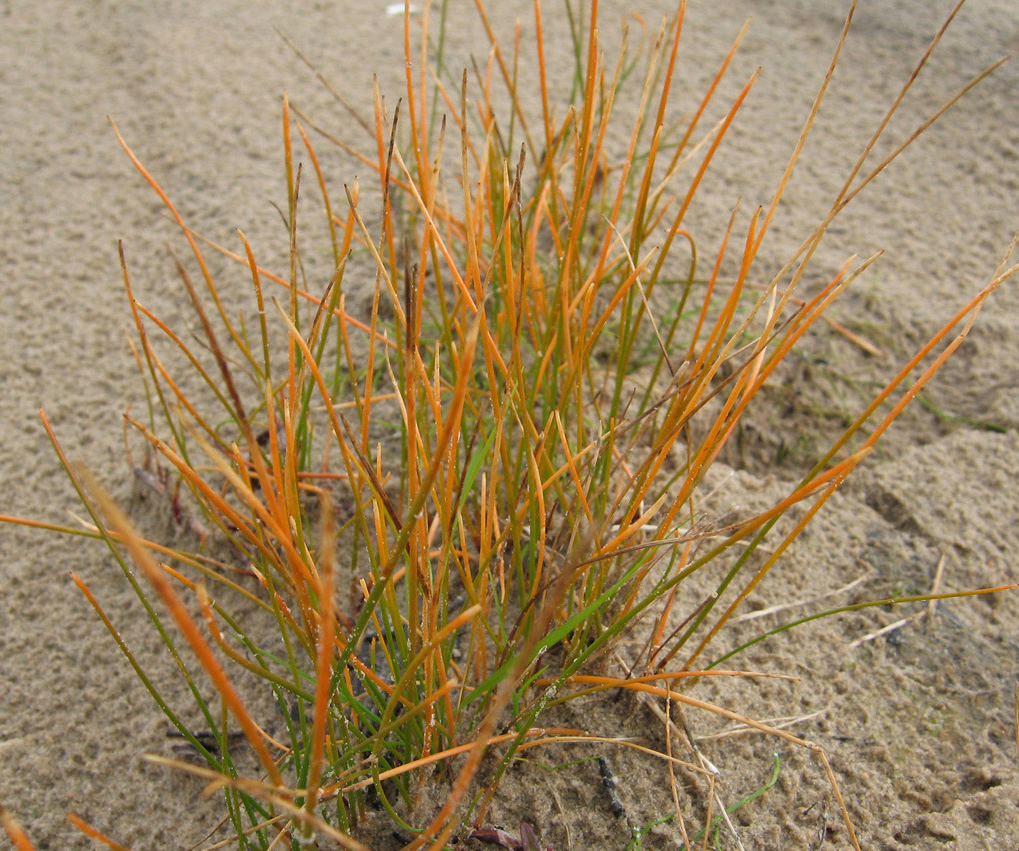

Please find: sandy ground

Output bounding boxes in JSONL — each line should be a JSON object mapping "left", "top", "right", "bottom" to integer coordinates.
{"left": 3, "top": 1, "right": 1019, "bottom": 849}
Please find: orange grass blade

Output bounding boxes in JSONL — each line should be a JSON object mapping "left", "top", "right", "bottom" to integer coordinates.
{"left": 66, "top": 814, "right": 133, "bottom": 851}
{"left": 628, "top": 2, "right": 685, "bottom": 254}
{"left": 71, "top": 572, "right": 217, "bottom": 748}
{"left": 122, "top": 416, "right": 293, "bottom": 577}
{"left": 679, "top": 250, "right": 1019, "bottom": 668}
{"left": 78, "top": 469, "right": 284, "bottom": 786}
{"left": 238, "top": 229, "right": 273, "bottom": 383}
{"left": 390, "top": 144, "right": 479, "bottom": 314}
{"left": 406, "top": 541, "right": 589, "bottom": 851}
{"left": 659, "top": 16, "right": 749, "bottom": 189}
{"left": 810, "top": 250, "right": 1019, "bottom": 482}
{"left": 1, "top": 806, "right": 40, "bottom": 851}
{"left": 295, "top": 121, "right": 340, "bottom": 265}
{"left": 471, "top": 0, "right": 537, "bottom": 160}
{"left": 110, "top": 119, "right": 250, "bottom": 361}
{"left": 642, "top": 66, "right": 759, "bottom": 295}
{"left": 177, "top": 222, "right": 391, "bottom": 347}
{"left": 300, "top": 492, "right": 337, "bottom": 837}
{"left": 271, "top": 296, "right": 483, "bottom": 643}
{"left": 130, "top": 303, "right": 236, "bottom": 447}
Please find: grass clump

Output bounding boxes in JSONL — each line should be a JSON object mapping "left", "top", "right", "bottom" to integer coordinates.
{"left": 4, "top": 1, "right": 1017, "bottom": 849}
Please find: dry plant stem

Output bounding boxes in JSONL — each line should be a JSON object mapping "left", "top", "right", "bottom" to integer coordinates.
{"left": 109, "top": 119, "right": 252, "bottom": 366}
{"left": 699, "top": 777, "right": 719, "bottom": 851}
{"left": 189, "top": 812, "right": 293, "bottom": 851}
{"left": 1014, "top": 683, "right": 1019, "bottom": 770}
{"left": 735, "top": 2, "right": 858, "bottom": 307}
{"left": 332, "top": 728, "right": 707, "bottom": 797}
{"left": 774, "top": 58, "right": 1006, "bottom": 309}
{"left": 698, "top": 706, "right": 832, "bottom": 743}
{"left": 850, "top": 558, "right": 948, "bottom": 648}
{"left": 847, "top": 615, "right": 916, "bottom": 649}
{"left": 300, "top": 494, "right": 337, "bottom": 843}
{"left": 141, "top": 757, "right": 372, "bottom": 851}
{"left": 728, "top": 570, "right": 870, "bottom": 625}
{"left": 581, "top": 679, "right": 862, "bottom": 851}
{"left": 925, "top": 553, "right": 946, "bottom": 622}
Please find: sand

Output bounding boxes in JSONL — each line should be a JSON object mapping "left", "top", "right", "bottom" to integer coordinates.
{"left": 2, "top": 1, "right": 1019, "bottom": 849}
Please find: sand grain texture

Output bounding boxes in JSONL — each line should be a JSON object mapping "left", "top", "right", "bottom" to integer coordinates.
{"left": 2, "top": 1, "right": 1018, "bottom": 849}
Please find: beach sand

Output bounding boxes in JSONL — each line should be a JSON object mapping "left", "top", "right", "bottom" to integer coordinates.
{"left": 3, "top": 1, "right": 1019, "bottom": 848}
